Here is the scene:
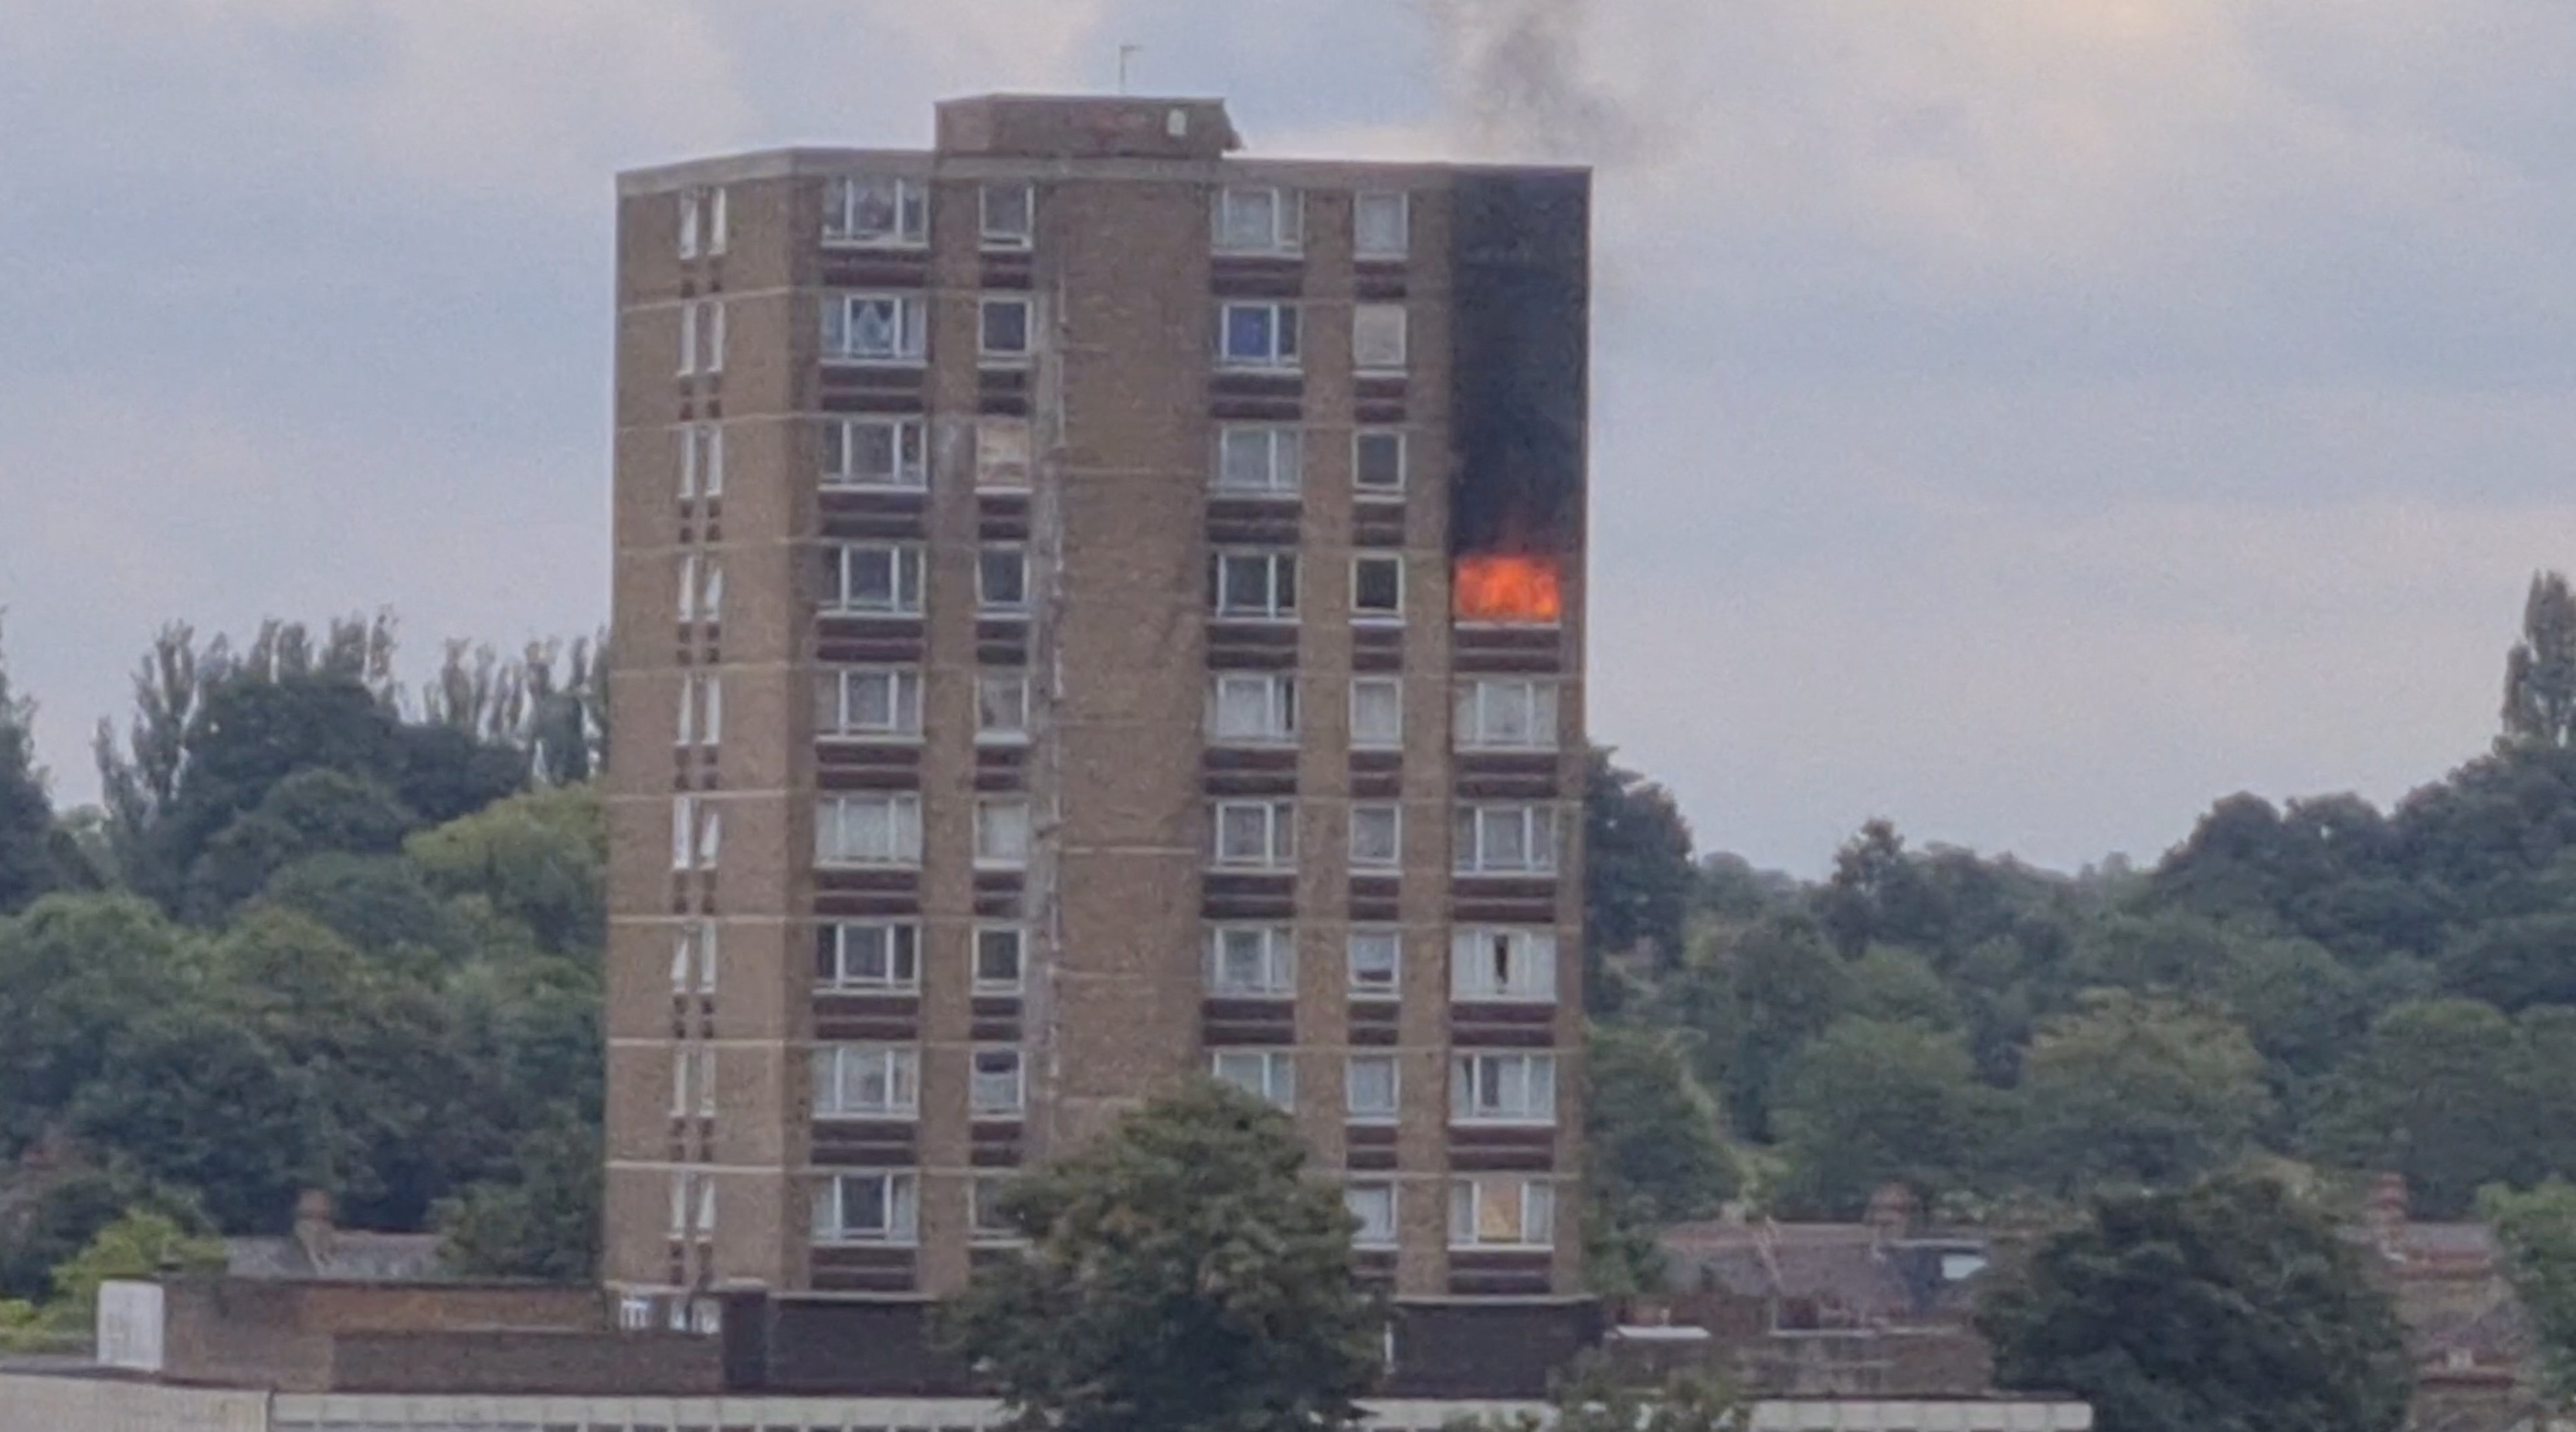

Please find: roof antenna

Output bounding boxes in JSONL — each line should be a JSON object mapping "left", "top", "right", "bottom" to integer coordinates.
{"left": 1118, "top": 43, "right": 1142, "bottom": 95}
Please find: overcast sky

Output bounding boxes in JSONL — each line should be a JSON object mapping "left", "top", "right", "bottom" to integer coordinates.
{"left": 5, "top": 0, "right": 2575, "bottom": 876}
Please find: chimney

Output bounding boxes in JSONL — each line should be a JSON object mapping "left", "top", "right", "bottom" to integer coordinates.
{"left": 2365, "top": 1172, "right": 2408, "bottom": 1258}
{"left": 1865, "top": 1183, "right": 1919, "bottom": 1243}
{"left": 292, "top": 1189, "right": 336, "bottom": 1271}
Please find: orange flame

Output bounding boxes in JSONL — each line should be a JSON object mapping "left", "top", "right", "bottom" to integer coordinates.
{"left": 1453, "top": 553, "right": 1563, "bottom": 625}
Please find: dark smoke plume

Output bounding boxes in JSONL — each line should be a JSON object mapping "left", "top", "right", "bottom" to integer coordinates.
{"left": 1428, "top": 0, "right": 1643, "bottom": 165}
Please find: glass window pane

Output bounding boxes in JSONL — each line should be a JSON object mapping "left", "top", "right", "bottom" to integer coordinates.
{"left": 1224, "top": 305, "right": 1272, "bottom": 361}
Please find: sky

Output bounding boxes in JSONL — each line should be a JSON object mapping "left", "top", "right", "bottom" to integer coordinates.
{"left": 5, "top": 0, "right": 2576, "bottom": 877}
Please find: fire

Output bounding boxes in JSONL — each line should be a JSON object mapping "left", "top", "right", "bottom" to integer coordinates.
{"left": 1453, "top": 553, "right": 1563, "bottom": 625}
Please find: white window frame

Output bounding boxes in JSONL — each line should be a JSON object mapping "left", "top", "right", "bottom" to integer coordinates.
{"left": 1213, "top": 426, "right": 1303, "bottom": 495}
{"left": 975, "top": 925, "right": 1027, "bottom": 993}
{"left": 823, "top": 175, "right": 928, "bottom": 248}
{"left": 976, "top": 416, "right": 1032, "bottom": 490}
{"left": 1449, "top": 1176, "right": 1555, "bottom": 1249}
{"left": 1347, "top": 1181, "right": 1399, "bottom": 1247}
{"left": 1212, "top": 1049, "right": 1297, "bottom": 1110}
{"left": 979, "top": 295, "right": 1033, "bottom": 364}
{"left": 670, "top": 920, "right": 719, "bottom": 996}
{"left": 1208, "top": 672, "right": 1297, "bottom": 745}
{"left": 671, "top": 1045, "right": 717, "bottom": 1118}
{"left": 1351, "top": 553, "right": 1406, "bottom": 624}
{"left": 813, "top": 1043, "right": 921, "bottom": 1120}
{"left": 976, "top": 798, "right": 1032, "bottom": 869}
{"left": 1205, "top": 925, "right": 1297, "bottom": 997}
{"left": 1450, "top": 926, "right": 1560, "bottom": 1003}
{"left": 817, "top": 921, "right": 919, "bottom": 992}
{"left": 677, "top": 553, "right": 719, "bottom": 623}
{"left": 1454, "top": 679, "right": 1561, "bottom": 752}
{"left": 1346, "top": 1055, "right": 1400, "bottom": 1123}
{"left": 679, "top": 422, "right": 725, "bottom": 499}
{"left": 1349, "top": 803, "right": 1401, "bottom": 869}
{"left": 670, "top": 1170, "right": 717, "bottom": 1237}
{"left": 816, "top": 792, "right": 924, "bottom": 867}
{"left": 825, "top": 542, "right": 926, "bottom": 616}
{"left": 816, "top": 666, "right": 924, "bottom": 741}
{"left": 813, "top": 1171, "right": 919, "bottom": 1246}
{"left": 1210, "top": 799, "right": 1297, "bottom": 870}
{"left": 675, "top": 672, "right": 721, "bottom": 748}
{"left": 971, "top": 1047, "right": 1026, "bottom": 1116}
{"left": 1217, "top": 300, "right": 1301, "bottom": 370}
{"left": 1214, "top": 185, "right": 1303, "bottom": 254}
{"left": 1349, "top": 677, "right": 1402, "bottom": 750}
{"left": 976, "top": 671, "right": 1030, "bottom": 744}
{"left": 821, "top": 416, "right": 926, "bottom": 489}
{"left": 979, "top": 182, "right": 1033, "bottom": 249}
{"left": 1352, "top": 304, "right": 1408, "bottom": 374}
{"left": 1353, "top": 192, "right": 1409, "bottom": 260}
{"left": 1210, "top": 549, "right": 1298, "bottom": 620}
{"left": 671, "top": 796, "right": 720, "bottom": 871}
{"left": 823, "top": 292, "right": 928, "bottom": 365}
{"left": 1453, "top": 803, "right": 1560, "bottom": 876}
{"left": 677, "top": 299, "right": 724, "bottom": 376}
{"left": 1348, "top": 928, "right": 1400, "bottom": 999}
{"left": 978, "top": 545, "right": 1030, "bottom": 615}
{"left": 1353, "top": 429, "right": 1406, "bottom": 495}
{"left": 1451, "top": 1053, "right": 1556, "bottom": 1126}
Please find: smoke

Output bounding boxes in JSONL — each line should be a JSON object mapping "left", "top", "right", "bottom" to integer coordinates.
{"left": 1425, "top": 0, "right": 1646, "bottom": 166}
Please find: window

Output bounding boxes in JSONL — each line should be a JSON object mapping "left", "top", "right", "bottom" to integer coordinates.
{"left": 979, "top": 297, "right": 1033, "bottom": 361}
{"left": 1208, "top": 673, "right": 1296, "bottom": 745}
{"left": 1353, "top": 429, "right": 1406, "bottom": 494}
{"left": 1348, "top": 928, "right": 1400, "bottom": 998}
{"left": 1455, "top": 680, "right": 1560, "bottom": 752}
{"left": 1451, "top": 927, "right": 1559, "bottom": 1002}
{"left": 981, "top": 182, "right": 1033, "bottom": 248}
{"left": 1349, "top": 678, "right": 1401, "bottom": 749}
{"left": 670, "top": 921, "right": 718, "bottom": 995}
{"left": 671, "top": 796, "right": 720, "bottom": 870}
{"left": 1215, "top": 186, "right": 1302, "bottom": 253}
{"left": 813, "top": 1044, "right": 921, "bottom": 1118}
{"left": 1346, "top": 1055, "right": 1399, "bottom": 1122}
{"left": 826, "top": 542, "right": 926, "bottom": 615}
{"left": 1352, "top": 304, "right": 1408, "bottom": 372}
{"left": 1207, "top": 925, "right": 1296, "bottom": 996}
{"left": 678, "top": 298, "right": 724, "bottom": 375}
{"left": 1213, "top": 1050, "right": 1296, "bottom": 1109}
{"left": 676, "top": 672, "right": 721, "bottom": 748}
{"left": 1353, "top": 192, "right": 1409, "bottom": 259}
{"left": 1347, "top": 1182, "right": 1398, "bottom": 1247}
{"left": 1214, "top": 426, "right": 1302, "bottom": 494}
{"left": 816, "top": 666, "right": 923, "bottom": 740}
{"left": 1349, "top": 804, "right": 1400, "bottom": 868}
{"left": 1210, "top": 799, "right": 1296, "bottom": 870}
{"left": 823, "top": 293, "right": 928, "bottom": 363}
{"left": 677, "top": 553, "right": 724, "bottom": 623}
{"left": 978, "top": 546, "right": 1029, "bottom": 613}
{"left": 679, "top": 422, "right": 725, "bottom": 498}
{"left": 1352, "top": 555, "right": 1405, "bottom": 622}
{"left": 678, "top": 185, "right": 728, "bottom": 260}
{"left": 816, "top": 793, "right": 923, "bottom": 866}
{"left": 976, "top": 672, "right": 1029, "bottom": 741}
{"left": 814, "top": 1172, "right": 918, "bottom": 1244}
{"left": 816, "top": 921, "right": 918, "bottom": 991}
{"left": 1453, "top": 803, "right": 1559, "bottom": 875}
{"left": 976, "top": 799, "right": 1031, "bottom": 868}
{"left": 1218, "top": 301, "right": 1301, "bottom": 368}
{"left": 971, "top": 1176, "right": 1020, "bottom": 1241}
{"left": 972, "top": 1047, "right": 1025, "bottom": 1115}
{"left": 977, "top": 417, "right": 1032, "bottom": 490}
{"left": 823, "top": 175, "right": 927, "bottom": 247}
{"left": 1451, "top": 1053, "right": 1556, "bottom": 1125}
{"left": 670, "top": 1170, "right": 717, "bottom": 1237}
{"left": 1449, "top": 1176, "right": 1554, "bottom": 1248}
{"left": 672, "top": 1046, "right": 717, "bottom": 1118}
{"left": 1210, "top": 550, "right": 1298, "bottom": 619}
{"left": 975, "top": 925, "right": 1026, "bottom": 993}
{"left": 822, "top": 416, "right": 925, "bottom": 488}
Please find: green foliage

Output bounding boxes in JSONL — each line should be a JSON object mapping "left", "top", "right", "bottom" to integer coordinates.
{"left": 0, "top": 893, "right": 199, "bottom": 1156}
{"left": 1585, "top": 1023, "right": 1736, "bottom": 1227}
{"left": 1586, "top": 748, "right": 1698, "bottom": 1006}
{"left": 1979, "top": 1175, "right": 2412, "bottom": 1432}
{"left": 2305, "top": 998, "right": 2572, "bottom": 1217}
{"left": 1446, "top": 1354, "right": 1747, "bottom": 1432}
{"left": 404, "top": 783, "right": 606, "bottom": 955}
{"left": 0, "top": 624, "right": 65, "bottom": 917}
{"left": 185, "top": 766, "right": 418, "bottom": 917}
{"left": 939, "top": 1081, "right": 1383, "bottom": 1432}
{"left": 66, "top": 1003, "right": 331, "bottom": 1231}
{"left": 2504, "top": 571, "right": 2576, "bottom": 750}
{"left": 433, "top": 1118, "right": 602, "bottom": 1281}
{"left": 2482, "top": 1179, "right": 2576, "bottom": 1405}
{"left": 2014, "top": 993, "right": 2271, "bottom": 1197}
{"left": 1770, "top": 1016, "right": 1998, "bottom": 1217}
{"left": 257, "top": 852, "right": 470, "bottom": 962}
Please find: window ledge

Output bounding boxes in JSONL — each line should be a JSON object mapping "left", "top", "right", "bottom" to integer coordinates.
{"left": 820, "top": 355, "right": 928, "bottom": 369}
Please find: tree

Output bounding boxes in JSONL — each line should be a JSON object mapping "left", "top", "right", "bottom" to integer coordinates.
{"left": 433, "top": 1117, "right": 601, "bottom": 1281}
{"left": 0, "top": 893, "right": 199, "bottom": 1156}
{"left": 1701, "top": 916, "right": 1851, "bottom": 1140}
{"left": 1586, "top": 748, "right": 1696, "bottom": 993}
{"left": 1979, "top": 1175, "right": 2411, "bottom": 1432}
{"left": 65, "top": 1003, "right": 331, "bottom": 1232}
{"left": 184, "top": 767, "right": 417, "bottom": 917}
{"left": 940, "top": 1081, "right": 1383, "bottom": 1432}
{"left": 404, "top": 783, "right": 606, "bottom": 955}
{"left": 1770, "top": 1016, "right": 1998, "bottom": 1217}
{"left": 0, "top": 621, "right": 64, "bottom": 915}
{"left": 2504, "top": 570, "right": 2576, "bottom": 748}
{"left": 40, "top": 1207, "right": 224, "bottom": 1332}
{"left": 2483, "top": 1179, "right": 2576, "bottom": 1408}
{"left": 2013, "top": 993, "right": 2270, "bottom": 1197}
{"left": 1585, "top": 1023, "right": 1736, "bottom": 1229}
{"left": 2306, "top": 998, "right": 2541, "bottom": 1217}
